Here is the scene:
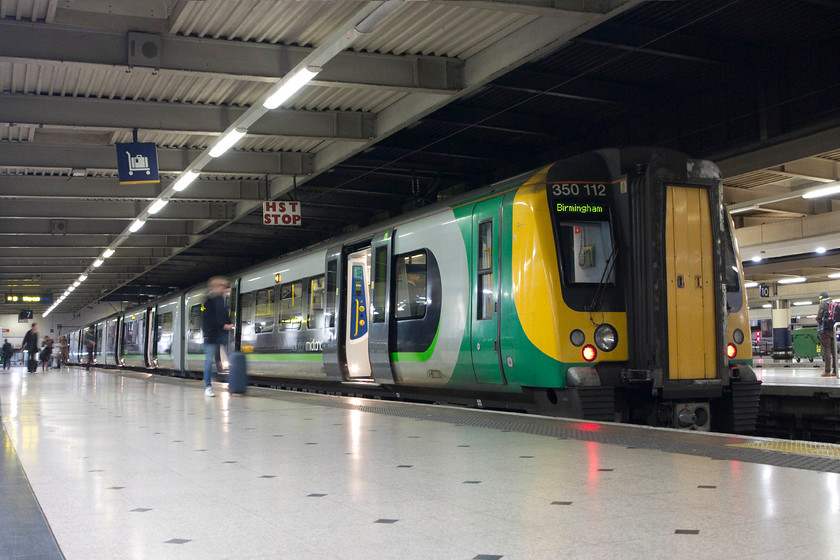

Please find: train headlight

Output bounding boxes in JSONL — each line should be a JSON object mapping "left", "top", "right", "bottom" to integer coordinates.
{"left": 733, "top": 328, "right": 745, "bottom": 344}
{"left": 726, "top": 344, "right": 737, "bottom": 359}
{"left": 582, "top": 345, "right": 597, "bottom": 362}
{"left": 594, "top": 324, "right": 618, "bottom": 352}
{"left": 570, "top": 329, "right": 585, "bottom": 347}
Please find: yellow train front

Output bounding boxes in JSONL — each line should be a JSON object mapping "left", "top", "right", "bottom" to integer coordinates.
{"left": 513, "top": 147, "right": 760, "bottom": 432}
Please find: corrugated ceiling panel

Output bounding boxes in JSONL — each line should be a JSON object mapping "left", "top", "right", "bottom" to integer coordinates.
{"left": 0, "top": 124, "right": 35, "bottom": 142}
{"left": 169, "top": 0, "right": 368, "bottom": 46}
{"left": 170, "top": 0, "right": 537, "bottom": 59}
{"left": 0, "top": 61, "right": 272, "bottom": 106}
{"left": 352, "top": 3, "right": 535, "bottom": 58}
{"left": 0, "top": 0, "right": 48, "bottom": 21}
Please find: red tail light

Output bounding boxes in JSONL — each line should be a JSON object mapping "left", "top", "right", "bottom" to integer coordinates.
{"left": 726, "top": 344, "right": 737, "bottom": 359}
{"left": 582, "top": 345, "right": 597, "bottom": 362}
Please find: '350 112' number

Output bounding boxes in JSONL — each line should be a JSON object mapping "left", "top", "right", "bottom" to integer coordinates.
{"left": 551, "top": 183, "right": 606, "bottom": 196}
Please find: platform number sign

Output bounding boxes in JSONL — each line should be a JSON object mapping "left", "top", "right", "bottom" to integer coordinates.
{"left": 759, "top": 284, "right": 770, "bottom": 298}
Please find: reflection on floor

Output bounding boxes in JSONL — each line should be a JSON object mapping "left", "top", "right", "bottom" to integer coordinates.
{"left": 4, "top": 365, "right": 840, "bottom": 559}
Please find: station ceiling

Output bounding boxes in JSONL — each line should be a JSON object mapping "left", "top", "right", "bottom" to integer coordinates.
{"left": 1, "top": 0, "right": 839, "bottom": 315}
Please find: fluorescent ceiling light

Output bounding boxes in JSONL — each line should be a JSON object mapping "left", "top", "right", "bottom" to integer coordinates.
{"left": 778, "top": 277, "right": 806, "bottom": 284}
{"left": 172, "top": 170, "right": 199, "bottom": 191}
{"left": 802, "top": 181, "right": 840, "bottom": 199}
{"left": 830, "top": 273, "right": 840, "bottom": 279}
{"left": 102, "top": 248, "right": 115, "bottom": 258}
{"left": 728, "top": 204, "right": 759, "bottom": 215}
{"left": 67, "top": 285, "right": 75, "bottom": 292}
{"left": 73, "top": 281, "right": 80, "bottom": 287}
{"left": 93, "top": 259, "right": 104, "bottom": 268}
{"left": 793, "top": 301, "right": 812, "bottom": 306}
{"left": 263, "top": 67, "right": 320, "bottom": 109}
{"left": 78, "top": 274, "right": 87, "bottom": 282}
{"left": 816, "top": 247, "right": 827, "bottom": 254}
{"left": 148, "top": 199, "right": 169, "bottom": 214}
{"left": 209, "top": 128, "right": 247, "bottom": 158}
{"left": 751, "top": 256, "right": 763, "bottom": 263}
{"left": 129, "top": 219, "right": 146, "bottom": 233}
{"left": 762, "top": 304, "right": 772, "bottom": 308}
{"left": 744, "top": 282, "right": 758, "bottom": 288}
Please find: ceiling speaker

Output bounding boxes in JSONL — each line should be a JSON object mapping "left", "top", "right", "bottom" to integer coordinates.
{"left": 128, "top": 32, "right": 161, "bottom": 68}
{"left": 50, "top": 220, "right": 67, "bottom": 234}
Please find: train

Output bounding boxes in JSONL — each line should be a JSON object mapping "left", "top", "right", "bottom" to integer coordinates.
{"left": 63, "top": 147, "right": 761, "bottom": 432}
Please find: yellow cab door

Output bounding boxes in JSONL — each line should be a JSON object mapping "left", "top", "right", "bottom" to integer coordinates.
{"left": 665, "top": 185, "right": 716, "bottom": 379}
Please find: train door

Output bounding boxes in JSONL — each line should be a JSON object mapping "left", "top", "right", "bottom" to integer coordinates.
{"left": 369, "top": 231, "right": 396, "bottom": 384}
{"left": 345, "top": 248, "right": 372, "bottom": 378}
{"left": 323, "top": 245, "right": 344, "bottom": 381}
{"left": 471, "top": 198, "right": 505, "bottom": 384}
{"left": 146, "top": 306, "right": 156, "bottom": 367}
{"left": 665, "top": 185, "right": 716, "bottom": 379}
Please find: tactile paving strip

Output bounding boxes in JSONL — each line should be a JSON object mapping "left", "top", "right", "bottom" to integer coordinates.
{"left": 729, "top": 441, "right": 840, "bottom": 459}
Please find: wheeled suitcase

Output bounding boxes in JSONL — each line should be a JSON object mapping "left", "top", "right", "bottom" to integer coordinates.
{"left": 228, "top": 351, "right": 248, "bottom": 394}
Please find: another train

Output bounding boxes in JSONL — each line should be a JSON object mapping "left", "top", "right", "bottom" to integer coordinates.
{"left": 64, "top": 147, "right": 760, "bottom": 432}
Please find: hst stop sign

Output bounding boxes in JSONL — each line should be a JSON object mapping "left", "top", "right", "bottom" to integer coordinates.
{"left": 263, "top": 201, "right": 301, "bottom": 226}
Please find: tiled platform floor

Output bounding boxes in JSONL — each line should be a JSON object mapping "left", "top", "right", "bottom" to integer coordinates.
{"left": 2, "top": 365, "right": 840, "bottom": 559}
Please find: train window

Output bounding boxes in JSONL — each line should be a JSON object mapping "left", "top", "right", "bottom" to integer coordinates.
{"left": 189, "top": 304, "right": 202, "bottom": 332}
{"left": 308, "top": 276, "right": 325, "bottom": 329}
{"left": 255, "top": 288, "right": 275, "bottom": 334}
{"left": 240, "top": 292, "right": 255, "bottom": 329}
{"left": 395, "top": 252, "right": 427, "bottom": 319}
{"left": 372, "top": 246, "right": 388, "bottom": 323}
{"left": 325, "top": 260, "right": 337, "bottom": 329}
{"left": 557, "top": 221, "right": 616, "bottom": 284}
{"left": 477, "top": 221, "right": 493, "bottom": 320}
{"left": 157, "top": 312, "right": 173, "bottom": 354}
{"left": 280, "top": 281, "right": 303, "bottom": 330}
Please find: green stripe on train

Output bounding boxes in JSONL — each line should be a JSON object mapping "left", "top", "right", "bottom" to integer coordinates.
{"left": 242, "top": 353, "right": 322, "bottom": 362}
{"left": 391, "top": 329, "right": 439, "bottom": 363}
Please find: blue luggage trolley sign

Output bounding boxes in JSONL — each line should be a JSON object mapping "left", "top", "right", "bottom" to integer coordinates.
{"left": 116, "top": 142, "right": 160, "bottom": 184}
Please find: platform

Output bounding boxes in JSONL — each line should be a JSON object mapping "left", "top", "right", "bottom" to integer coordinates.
{"left": 4, "top": 366, "right": 840, "bottom": 559}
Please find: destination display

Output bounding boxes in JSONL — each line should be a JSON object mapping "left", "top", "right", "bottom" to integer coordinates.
{"left": 548, "top": 181, "right": 611, "bottom": 220}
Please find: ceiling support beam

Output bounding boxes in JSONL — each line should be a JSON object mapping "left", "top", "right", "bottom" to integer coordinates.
{"left": 0, "top": 93, "right": 376, "bottom": 141}
{"left": 0, "top": 142, "right": 314, "bottom": 176}
{"left": 0, "top": 20, "right": 463, "bottom": 93}
{"left": 0, "top": 176, "right": 268, "bottom": 201}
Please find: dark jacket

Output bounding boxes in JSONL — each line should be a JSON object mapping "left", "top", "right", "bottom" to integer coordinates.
{"left": 2, "top": 342, "right": 12, "bottom": 358}
{"left": 202, "top": 294, "right": 231, "bottom": 345}
{"left": 22, "top": 329, "right": 38, "bottom": 353}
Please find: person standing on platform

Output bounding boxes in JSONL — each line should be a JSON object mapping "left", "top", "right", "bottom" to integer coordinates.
{"left": 22, "top": 323, "right": 38, "bottom": 373}
{"left": 2, "top": 339, "right": 12, "bottom": 370}
{"left": 84, "top": 327, "right": 95, "bottom": 371}
{"left": 39, "top": 336, "right": 53, "bottom": 372}
{"left": 817, "top": 292, "right": 837, "bottom": 377}
{"left": 58, "top": 335, "right": 69, "bottom": 369}
{"left": 201, "top": 276, "right": 233, "bottom": 397}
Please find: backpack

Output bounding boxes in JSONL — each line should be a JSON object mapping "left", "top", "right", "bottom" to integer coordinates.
{"left": 822, "top": 301, "right": 840, "bottom": 331}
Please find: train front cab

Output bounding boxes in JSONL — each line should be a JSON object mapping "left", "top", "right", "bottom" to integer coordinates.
{"left": 517, "top": 148, "right": 759, "bottom": 431}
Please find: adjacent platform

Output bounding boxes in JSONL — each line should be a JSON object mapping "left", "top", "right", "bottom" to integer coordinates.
{"left": 3, "top": 365, "right": 840, "bottom": 559}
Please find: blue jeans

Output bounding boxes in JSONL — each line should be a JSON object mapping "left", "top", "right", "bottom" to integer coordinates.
{"left": 203, "top": 343, "right": 219, "bottom": 388}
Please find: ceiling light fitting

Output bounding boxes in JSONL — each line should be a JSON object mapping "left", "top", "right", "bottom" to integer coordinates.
{"left": 148, "top": 199, "right": 169, "bottom": 214}
{"left": 263, "top": 67, "right": 320, "bottom": 110}
{"left": 172, "top": 170, "right": 199, "bottom": 192}
{"left": 209, "top": 128, "right": 247, "bottom": 158}
{"left": 802, "top": 180, "right": 840, "bottom": 199}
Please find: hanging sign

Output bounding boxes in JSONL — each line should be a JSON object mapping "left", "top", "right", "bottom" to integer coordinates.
{"left": 263, "top": 201, "right": 302, "bottom": 226}
{"left": 116, "top": 142, "right": 160, "bottom": 184}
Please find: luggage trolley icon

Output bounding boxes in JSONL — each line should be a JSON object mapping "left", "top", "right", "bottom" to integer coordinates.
{"left": 126, "top": 151, "right": 151, "bottom": 175}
